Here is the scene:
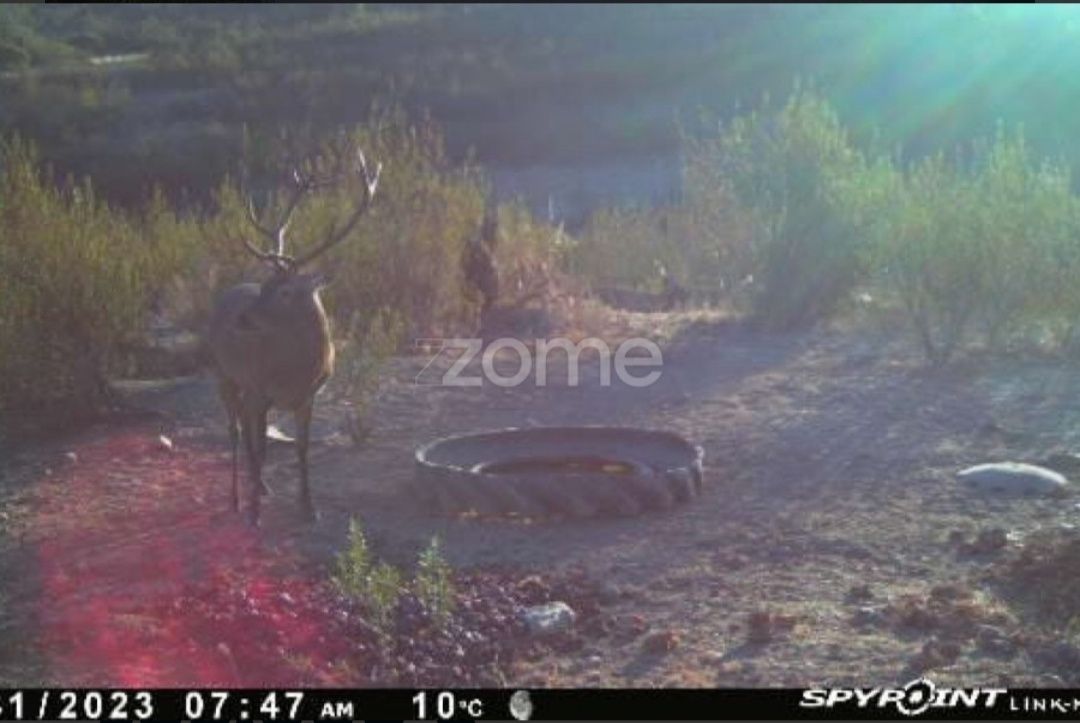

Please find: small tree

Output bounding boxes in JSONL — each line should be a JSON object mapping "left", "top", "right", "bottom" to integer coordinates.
{"left": 694, "top": 84, "right": 877, "bottom": 328}
{"left": 414, "top": 536, "right": 455, "bottom": 626}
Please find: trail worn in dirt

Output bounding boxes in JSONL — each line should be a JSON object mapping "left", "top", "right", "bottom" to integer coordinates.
{"left": 2, "top": 312, "right": 1080, "bottom": 687}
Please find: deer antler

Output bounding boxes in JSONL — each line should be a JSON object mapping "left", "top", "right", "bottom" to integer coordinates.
{"left": 242, "top": 166, "right": 316, "bottom": 263}
{"left": 239, "top": 148, "right": 381, "bottom": 270}
{"left": 293, "top": 149, "right": 382, "bottom": 268}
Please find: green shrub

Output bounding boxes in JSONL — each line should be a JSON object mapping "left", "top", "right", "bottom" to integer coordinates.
{"left": 874, "top": 153, "right": 980, "bottom": 364}
{"left": 874, "top": 126, "right": 1080, "bottom": 363}
{"left": 0, "top": 107, "right": 570, "bottom": 423}
{"left": 572, "top": 206, "right": 660, "bottom": 289}
{"left": 967, "top": 127, "right": 1076, "bottom": 349}
{"left": 0, "top": 137, "right": 167, "bottom": 415}
{"left": 333, "top": 518, "right": 374, "bottom": 602}
{"left": 338, "top": 306, "right": 405, "bottom": 445}
{"left": 414, "top": 536, "right": 455, "bottom": 626}
{"left": 708, "top": 86, "right": 880, "bottom": 328}
{"left": 331, "top": 518, "right": 403, "bottom": 634}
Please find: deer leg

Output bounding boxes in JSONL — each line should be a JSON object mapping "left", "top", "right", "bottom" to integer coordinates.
{"left": 255, "top": 408, "right": 273, "bottom": 497}
{"left": 241, "top": 396, "right": 269, "bottom": 527}
{"left": 219, "top": 380, "right": 242, "bottom": 513}
{"left": 295, "top": 400, "right": 319, "bottom": 522}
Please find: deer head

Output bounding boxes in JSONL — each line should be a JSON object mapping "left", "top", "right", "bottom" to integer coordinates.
{"left": 238, "top": 149, "right": 381, "bottom": 324}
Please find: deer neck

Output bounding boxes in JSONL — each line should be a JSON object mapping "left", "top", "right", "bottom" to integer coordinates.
{"left": 305, "top": 294, "right": 332, "bottom": 348}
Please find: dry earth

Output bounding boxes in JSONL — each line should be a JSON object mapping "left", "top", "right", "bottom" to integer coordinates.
{"left": 3, "top": 310, "right": 1080, "bottom": 688}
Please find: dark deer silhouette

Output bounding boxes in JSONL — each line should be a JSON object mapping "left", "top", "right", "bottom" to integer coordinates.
{"left": 206, "top": 149, "right": 381, "bottom": 525}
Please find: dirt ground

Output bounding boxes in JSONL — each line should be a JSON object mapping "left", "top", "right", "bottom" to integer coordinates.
{"left": 3, "top": 309, "right": 1080, "bottom": 688}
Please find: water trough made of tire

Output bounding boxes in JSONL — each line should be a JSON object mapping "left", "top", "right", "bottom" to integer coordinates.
{"left": 414, "top": 426, "right": 705, "bottom": 519}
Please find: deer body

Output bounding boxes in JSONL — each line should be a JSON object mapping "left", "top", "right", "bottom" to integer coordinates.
{"left": 206, "top": 148, "right": 381, "bottom": 526}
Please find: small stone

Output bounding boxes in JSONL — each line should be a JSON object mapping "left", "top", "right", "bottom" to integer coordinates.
{"left": 947, "top": 529, "right": 968, "bottom": 547}
{"left": 747, "top": 610, "right": 796, "bottom": 643}
{"left": 642, "top": 629, "right": 680, "bottom": 655}
{"left": 157, "top": 435, "right": 175, "bottom": 453}
{"left": 522, "top": 601, "right": 576, "bottom": 636}
{"left": 623, "top": 613, "right": 649, "bottom": 636}
{"left": 845, "top": 583, "right": 874, "bottom": 603}
{"left": 63, "top": 452, "right": 78, "bottom": 465}
{"left": 517, "top": 575, "right": 550, "bottom": 604}
{"left": 960, "top": 528, "right": 1008, "bottom": 556}
{"left": 851, "top": 606, "right": 887, "bottom": 628}
{"left": 596, "top": 583, "right": 624, "bottom": 605}
{"left": 716, "top": 660, "right": 749, "bottom": 676}
{"left": 975, "top": 625, "right": 1016, "bottom": 658}
{"left": 907, "top": 638, "right": 961, "bottom": 674}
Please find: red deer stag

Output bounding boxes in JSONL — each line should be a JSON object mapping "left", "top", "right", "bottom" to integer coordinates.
{"left": 206, "top": 149, "right": 382, "bottom": 525}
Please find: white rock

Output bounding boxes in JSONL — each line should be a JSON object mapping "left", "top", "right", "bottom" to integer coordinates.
{"left": 157, "top": 435, "right": 175, "bottom": 453}
{"left": 522, "top": 601, "right": 576, "bottom": 635}
{"left": 63, "top": 451, "right": 77, "bottom": 464}
{"left": 957, "top": 462, "right": 1068, "bottom": 496}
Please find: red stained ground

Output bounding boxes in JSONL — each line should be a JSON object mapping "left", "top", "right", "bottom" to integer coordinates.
{"left": 26, "top": 431, "right": 353, "bottom": 687}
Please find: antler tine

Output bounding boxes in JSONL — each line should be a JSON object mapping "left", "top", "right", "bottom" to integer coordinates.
{"left": 293, "top": 149, "right": 382, "bottom": 268}
{"left": 245, "top": 196, "right": 281, "bottom": 245}
{"left": 241, "top": 166, "right": 311, "bottom": 264}
{"left": 356, "top": 149, "right": 383, "bottom": 197}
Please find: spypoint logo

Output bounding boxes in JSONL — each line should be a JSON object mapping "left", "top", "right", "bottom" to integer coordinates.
{"left": 800, "top": 678, "right": 1006, "bottom": 716}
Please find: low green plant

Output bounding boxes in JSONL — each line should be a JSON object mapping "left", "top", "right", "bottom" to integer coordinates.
{"left": 364, "top": 562, "right": 404, "bottom": 634}
{"left": 338, "top": 306, "right": 405, "bottom": 445}
{"left": 333, "top": 518, "right": 374, "bottom": 602}
{"left": 332, "top": 518, "right": 403, "bottom": 636}
{"left": 414, "top": 536, "right": 455, "bottom": 626}
{"left": 333, "top": 520, "right": 462, "bottom": 639}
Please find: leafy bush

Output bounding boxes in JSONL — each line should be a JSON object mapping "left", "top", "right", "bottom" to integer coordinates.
{"left": 572, "top": 206, "right": 663, "bottom": 290}
{"left": 874, "top": 153, "right": 981, "bottom": 364}
{"left": 333, "top": 518, "right": 374, "bottom": 602}
{"left": 338, "top": 306, "right": 405, "bottom": 445}
{"left": 695, "top": 85, "right": 878, "bottom": 329}
{"left": 967, "top": 128, "right": 1077, "bottom": 349}
{"left": 1, "top": 108, "right": 570, "bottom": 425}
{"left": 414, "top": 536, "right": 455, "bottom": 626}
{"left": 332, "top": 520, "right": 458, "bottom": 637}
{"left": 0, "top": 137, "right": 180, "bottom": 416}
{"left": 874, "top": 127, "right": 1080, "bottom": 363}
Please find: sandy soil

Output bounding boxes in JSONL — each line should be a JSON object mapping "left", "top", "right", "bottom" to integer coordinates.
{"left": 2, "top": 311, "right": 1080, "bottom": 688}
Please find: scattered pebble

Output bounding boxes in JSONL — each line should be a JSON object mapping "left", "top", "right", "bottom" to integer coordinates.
{"left": 850, "top": 606, "right": 887, "bottom": 629}
{"left": 747, "top": 610, "right": 797, "bottom": 644}
{"left": 157, "top": 435, "right": 175, "bottom": 453}
{"left": 641, "top": 629, "right": 680, "bottom": 655}
{"left": 906, "top": 637, "right": 961, "bottom": 674}
{"left": 960, "top": 528, "right": 1009, "bottom": 556}
{"left": 63, "top": 451, "right": 78, "bottom": 465}
{"left": 522, "top": 601, "right": 576, "bottom": 636}
{"left": 975, "top": 625, "right": 1016, "bottom": 658}
{"left": 845, "top": 583, "right": 874, "bottom": 603}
